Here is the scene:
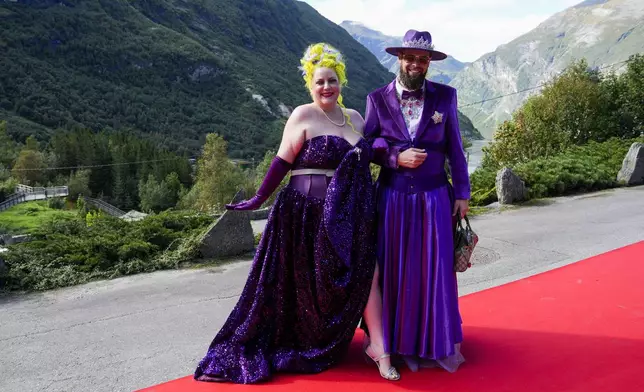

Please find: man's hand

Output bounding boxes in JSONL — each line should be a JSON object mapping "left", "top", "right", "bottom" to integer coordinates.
{"left": 453, "top": 199, "right": 469, "bottom": 219}
{"left": 397, "top": 148, "right": 427, "bottom": 168}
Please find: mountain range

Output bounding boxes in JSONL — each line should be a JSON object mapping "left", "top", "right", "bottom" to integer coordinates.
{"left": 0, "top": 0, "right": 485, "bottom": 160}
{"left": 451, "top": 0, "right": 644, "bottom": 138}
{"left": 341, "top": 0, "right": 644, "bottom": 139}
{"left": 0, "top": 0, "right": 392, "bottom": 159}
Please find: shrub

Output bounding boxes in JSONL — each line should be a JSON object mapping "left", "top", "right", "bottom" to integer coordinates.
{"left": 469, "top": 137, "right": 644, "bottom": 205}
{"left": 469, "top": 167, "right": 497, "bottom": 206}
{"left": 47, "top": 197, "right": 66, "bottom": 210}
{"left": 514, "top": 137, "right": 643, "bottom": 199}
{"left": 1, "top": 211, "right": 214, "bottom": 291}
{"left": 482, "top": 56, "right": 644, "bottom": 169}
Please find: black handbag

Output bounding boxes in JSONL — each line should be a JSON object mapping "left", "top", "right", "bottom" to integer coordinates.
{"left": 454, "top": 212, "right": 478, "bottom": 272}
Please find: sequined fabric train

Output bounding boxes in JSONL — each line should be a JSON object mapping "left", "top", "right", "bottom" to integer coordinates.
{"left": 194, "top": 135, "right": 377, "bottom": 384}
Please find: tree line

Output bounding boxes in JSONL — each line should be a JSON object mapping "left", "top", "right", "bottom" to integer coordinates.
{"left": 1, "top": 123, "right": 194, "bottom": 212}
{"left": 469, "top": 54, "right": 644, "bottom": 206}
{"left": 482, "top": 54, "right": 643, "bottom": 169}
{"left": 1, "top": 122, "right": 281, "bottom": 214}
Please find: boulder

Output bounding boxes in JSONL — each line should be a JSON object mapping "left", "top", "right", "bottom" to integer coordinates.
{"left": 251, "top": 207, "right": 271, "bottom": 221}
{"left": 0, "top": 234, "right": 32, "bottom": 246}
{"left": 120, "top": 210, "right": 149, "bottom": 222}
{"left": 496, "top": 167, "right": 527, "bottom": 205}
{"left": 0, "top": 234, "right": 10, "bottom": 246}
{"left": 199, "top": 190, "right": 256, "bottom": 259}
{"left": 617, "top": 143, "right": 644, "bottom": 186}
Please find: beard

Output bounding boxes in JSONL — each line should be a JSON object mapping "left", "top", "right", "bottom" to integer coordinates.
{"left": 398, "top": 65, "right": 427, "bottom": 91}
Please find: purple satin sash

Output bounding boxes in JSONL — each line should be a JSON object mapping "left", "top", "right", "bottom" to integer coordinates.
{"left": 378, "top": 169, "right": 449, "bottom": 193}
{"left": 394, "top": 139, "right": 447, "bottom": 153}
{"left": 288, "top": 174, "right": 332, "bottom": 199}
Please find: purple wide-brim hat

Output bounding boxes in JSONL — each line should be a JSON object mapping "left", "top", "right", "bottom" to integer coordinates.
{"left": 385, "top": 29, "right": 447, "bottom": 61}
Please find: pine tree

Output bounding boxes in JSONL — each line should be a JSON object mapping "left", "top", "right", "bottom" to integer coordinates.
{"left": 0, "top": 121, "right": 18, "bottom": 169}
{"left": 193, "top": 133, "right": 247, "bottom": 211}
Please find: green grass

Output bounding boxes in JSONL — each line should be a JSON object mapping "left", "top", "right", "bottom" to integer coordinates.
{"left": 0, "top": 201, "right": 75, "bottom": 235}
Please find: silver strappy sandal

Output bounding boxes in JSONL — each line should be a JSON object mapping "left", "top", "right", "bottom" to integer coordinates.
{"left": 364, "top": 344, "right": 401, "bottom": 381}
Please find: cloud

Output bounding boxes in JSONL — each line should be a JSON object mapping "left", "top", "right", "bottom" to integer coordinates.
{"left": 301, "top": 0, "right": 582, "bottom": 62}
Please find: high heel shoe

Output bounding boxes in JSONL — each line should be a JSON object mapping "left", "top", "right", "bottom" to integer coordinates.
{"left": 364, "top": 344, "right": 401, "bottom": 381}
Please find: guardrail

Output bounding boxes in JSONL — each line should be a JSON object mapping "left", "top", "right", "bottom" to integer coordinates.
{"left": 0, "top": 185, "right": 69, "bottom": 212}
{"left": 82, "top": 196, "right": 126, "bottom": 217}
{"left": 0, "top": 193, "right": 25, "bottom": 212}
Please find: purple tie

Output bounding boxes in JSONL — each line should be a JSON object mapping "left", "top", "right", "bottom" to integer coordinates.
{"left": 401, "top": 89, "right": 423, "bottom": 100}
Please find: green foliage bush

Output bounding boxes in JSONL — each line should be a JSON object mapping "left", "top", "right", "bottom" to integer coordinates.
{"left": 483, "top": 56, "right": 644, "bottom": 169}
{"left": 514, "top": 137, "right": 643, "bottom": 199}
{"left": 2, "top": 125, "right": 192, "bottom": 211}
{"left": 469, "top": 167, "right": 498, "bottom": 206}
{"left": 0, "top": 177, "right": 18, "bottom": 203}
{"left": 470, "top": 55, "right": 644, "bottom": 206}
{"left": 67, "top": 169, "right": 91, "bottom": 201}
{"left": 470, "top": 137, "right": 643, "bottom": 206}
{"left": 139, "top": 172, "right": 184, "bottom": 213}
{"left": 51, "top": 129, "right": 193, "bottom": 210}
{"left": 47, "top": 197, "right": 65, "bottom": 210}
{"left": 1, "top": 211, "right": 214, "bottom": 291}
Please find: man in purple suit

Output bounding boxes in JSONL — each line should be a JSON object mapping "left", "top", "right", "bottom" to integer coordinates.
{"left": 364, "top": 29, "right": 471, "bottom": 373}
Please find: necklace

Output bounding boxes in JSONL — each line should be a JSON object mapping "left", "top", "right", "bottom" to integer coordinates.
{"left": 318, "top": 105, "right": 364, "bottom": 141}
{"left": 321, "top": 107, "right": 346, "bottom": 127}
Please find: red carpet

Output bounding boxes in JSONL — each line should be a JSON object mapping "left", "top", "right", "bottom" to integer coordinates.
{"left": 140, "top": 241, "right": 644, "bottom": 392}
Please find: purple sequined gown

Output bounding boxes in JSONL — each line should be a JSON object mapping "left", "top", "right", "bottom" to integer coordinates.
{"left": 194, "top": 136, "right": 376, "bottom": 384}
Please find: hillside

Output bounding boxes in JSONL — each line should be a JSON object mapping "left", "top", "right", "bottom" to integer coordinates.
{"left": 451, "top": 0, "right": 644, "bottom": 138}
{"left": 0, "top": 0, "right": 392, "bottom": 159}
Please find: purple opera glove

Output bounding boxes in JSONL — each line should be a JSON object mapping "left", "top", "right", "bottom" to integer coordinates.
{"left": 225, "top": 156, "right": 292, "bottom": 210}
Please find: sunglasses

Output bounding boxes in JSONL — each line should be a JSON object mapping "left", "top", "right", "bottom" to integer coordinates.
{"left": 400, "top": 54, "right": 431, "bottom": 65}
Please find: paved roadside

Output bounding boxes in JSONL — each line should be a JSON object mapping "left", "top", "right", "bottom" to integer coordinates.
{"left": 1, "top": 186, "right": 643, "bottom": 392}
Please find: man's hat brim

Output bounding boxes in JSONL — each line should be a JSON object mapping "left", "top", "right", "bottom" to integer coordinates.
{"left": 385, "top": 47, "right": 448, "bottom": 61}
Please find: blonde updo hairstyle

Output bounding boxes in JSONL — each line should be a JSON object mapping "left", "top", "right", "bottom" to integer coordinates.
{"left": 299, "top": 43, "right": 353, "bottom": 126}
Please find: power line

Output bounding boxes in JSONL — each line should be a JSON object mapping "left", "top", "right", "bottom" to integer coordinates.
{"left": 9, "top": 157, "right": 183, "bottom": 172}
{"left": 457, "top": 58, "right": 633, "bottom": 109}
{"left": 4, "top": 59, "right": 637, "bottom": 173}
{"left": 459, "top": 85, "right": 545, "bottom": 108}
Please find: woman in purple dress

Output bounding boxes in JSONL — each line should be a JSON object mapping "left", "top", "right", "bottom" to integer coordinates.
{"left": 193, "top": 43, "right": 400, "bottom": 384}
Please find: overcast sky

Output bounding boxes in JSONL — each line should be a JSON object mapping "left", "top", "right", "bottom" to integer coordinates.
{"left": 300, "top": 0, "right": 583, "bottom": 62}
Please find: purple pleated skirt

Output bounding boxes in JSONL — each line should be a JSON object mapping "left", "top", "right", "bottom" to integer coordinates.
{"left": 377, "top": 183, "right": 465, "bottom": 372}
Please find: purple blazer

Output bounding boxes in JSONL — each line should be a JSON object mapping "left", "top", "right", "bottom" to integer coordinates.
{"left": 364, "top": 80, "right": 471, "bottom": 200}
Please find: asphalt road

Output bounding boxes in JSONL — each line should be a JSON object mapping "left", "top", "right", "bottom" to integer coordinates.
{"left": 1, "top": 186, "right": 643, "bottom": 392}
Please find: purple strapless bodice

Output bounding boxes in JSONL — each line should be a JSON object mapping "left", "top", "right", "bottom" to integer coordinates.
{"left": 292, "top": 135, "right": 358, "bottom": 170}
{"left": 289, "top": 135, "right": 364, "bottom": 199}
